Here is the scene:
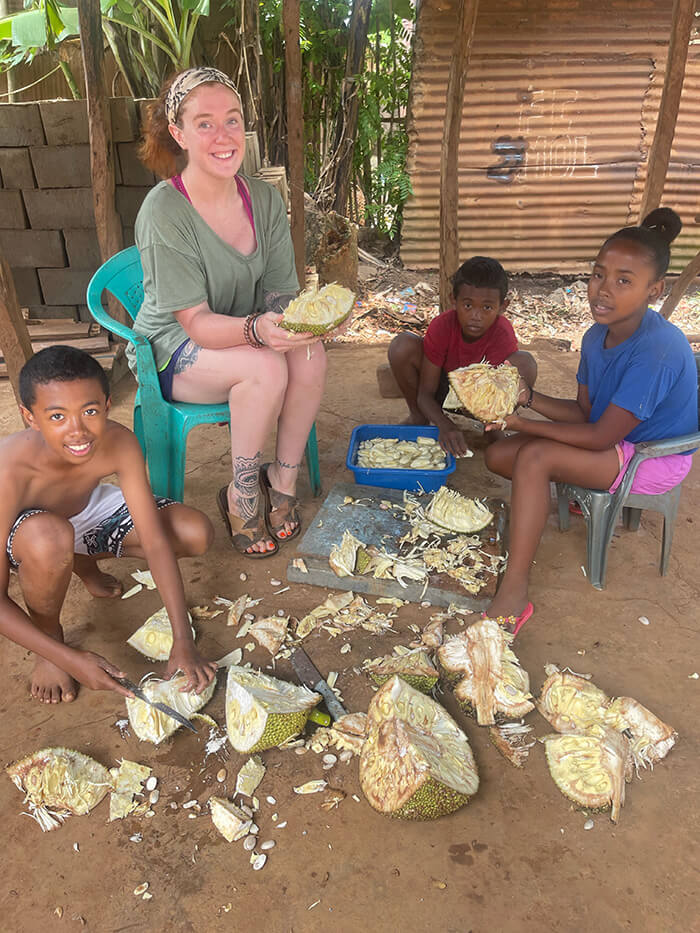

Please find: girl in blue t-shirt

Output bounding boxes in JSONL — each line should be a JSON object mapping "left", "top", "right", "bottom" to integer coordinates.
{"left": 482, "top": 208, "right": 697, "bottom": 634}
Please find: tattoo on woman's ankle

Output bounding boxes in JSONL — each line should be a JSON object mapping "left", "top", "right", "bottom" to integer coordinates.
{"left": 276, "top": 458, "right": 301, "bottom": 470}
{"left": 232, "top": 452, "right": 261, "bottom": 520}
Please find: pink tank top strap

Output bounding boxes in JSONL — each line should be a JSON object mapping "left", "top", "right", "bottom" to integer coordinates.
{"left": 170, "top": 174, "right": 255, "bottom": 238}
{"left": 170, "top": 173, "right": 191, "bottom": 203}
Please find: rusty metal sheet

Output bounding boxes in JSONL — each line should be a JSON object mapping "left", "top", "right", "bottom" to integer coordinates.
{"left": 402, "top": 0, "right": 700, "bottom": 274}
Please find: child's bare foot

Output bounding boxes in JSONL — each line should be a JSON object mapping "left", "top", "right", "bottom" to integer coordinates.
{"left": 31, "top": 657, "right": 78, "bottom": 703}
{"left": 73, "top": 559, "right": 123, "bottom": 598}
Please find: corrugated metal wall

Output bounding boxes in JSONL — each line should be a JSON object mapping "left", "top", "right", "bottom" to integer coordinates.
{"left": 401, "top": 0, "right": 700, "bottom": 273}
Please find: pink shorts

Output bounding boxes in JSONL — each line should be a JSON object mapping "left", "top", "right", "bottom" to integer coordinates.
{"left": 609, "top": 440, "right": 693, "bottom": 495}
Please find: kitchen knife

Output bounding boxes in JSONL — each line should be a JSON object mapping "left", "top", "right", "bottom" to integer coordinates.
{"left": 117, "top": 676, "right": 198, "bottom": 734}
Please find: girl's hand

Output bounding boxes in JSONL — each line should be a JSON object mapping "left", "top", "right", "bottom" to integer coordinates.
{"left": 484, "top": 413, "right": 522, "bottom": 433}
{"left": 68, "top": 651, "right": 134, "bottom": 697}
{"left": 166, "top": 642, "right": 218, "bottom": 694}
{"left": 255, "top": 312, "right": 321, "bottom": 352}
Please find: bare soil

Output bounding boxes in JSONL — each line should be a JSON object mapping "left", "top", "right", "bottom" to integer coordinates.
{"left": 0, "top": 342, "right": 698, "bottom": 933}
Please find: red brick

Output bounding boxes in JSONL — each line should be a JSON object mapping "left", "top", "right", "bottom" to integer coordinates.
{"left": 0, "top": 229, "right": 65, "bottom": 267}
{"left": 0, "top": 104, "right": 45, "bottom": 147}
{"left": 0, "top": 149, "right": 35, "bottom": 189}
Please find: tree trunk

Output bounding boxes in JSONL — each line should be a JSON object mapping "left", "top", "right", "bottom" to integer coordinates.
{"left": 439, "top": 0, "right": 480, "bottom": 311}
{"left": 329, "top": 0, "right": 373, "bottom": 215}
{"left": 0, "top": 258, "right": 33, "bottom": 411}
{"left": 284, "top": 0, "right": 305, "bottom": 288}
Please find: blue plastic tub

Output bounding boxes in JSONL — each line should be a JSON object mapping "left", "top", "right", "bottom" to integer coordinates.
{"left": 346, "top": 424, "right": 456, "bottom": 491}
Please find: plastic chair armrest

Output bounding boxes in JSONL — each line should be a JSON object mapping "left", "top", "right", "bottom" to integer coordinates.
{"left": 634, "top": 433, "right": 700, "bottom": 458}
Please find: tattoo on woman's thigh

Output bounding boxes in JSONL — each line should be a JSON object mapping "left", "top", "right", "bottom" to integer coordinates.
{"left": 174, "top": 340, "right": 201, "bottom": 374}
{"left": 232, "top": 452, "right": 261, "bottom": 521}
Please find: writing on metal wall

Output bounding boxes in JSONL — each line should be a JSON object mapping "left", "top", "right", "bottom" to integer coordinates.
{"left": 487, "top": 88, "right": 595, "bottom": 183}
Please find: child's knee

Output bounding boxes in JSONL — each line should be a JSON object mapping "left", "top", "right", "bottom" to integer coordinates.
{"left": 166, "top": 506, "right": 213, "bottom": 557}
{"left": 388, "top": 332, "right": 422, "bottom": 369}
{"left": 508, "top": 350, "right": 538, "bottom": 387}
{"left": 14, "top": 513, "right": 74, "bottom": 569}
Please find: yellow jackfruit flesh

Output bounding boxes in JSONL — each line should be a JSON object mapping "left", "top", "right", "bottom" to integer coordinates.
{"left": 6, "top": 747, "right": 112, "bottom": 830}
{"left": 448, "top": 362, "right": 520, "bottom": 423}
{"left": 541, "top": 726, "right": 631, "bottom": 823}
{"left": 126, "top": 606, "right": 195, "bottom": 661}
{"left": 537, "top": 670, "right": 610, "bottom": 734}
{"left": 437, "top": 619, "right": 534, "bottom": 725}
{"left": 280, "top": 283, "right": 355, "bottom": 335}
{"left": 209, "top": 797, "right": 253, "bottom": 841}
{"left": 225, "top": 666, "right": 321, "bottom": 753}
{"left": 126, "top": 673, "right": 215, "bottom": 744}
{"left": 425, "top": 487, "right": 493, "bottom": 534}
{"left": 359, "top": 675, "right": 479, "bottom": 820}
{"left": 365, "top": 650, "right": 439, "bottom": 693}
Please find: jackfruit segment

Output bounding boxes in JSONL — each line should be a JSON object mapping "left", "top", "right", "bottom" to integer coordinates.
{"left": 235, "top": 756, "right": 266, "bottom": 797}
{"left": 365, "top": 650, "right": 439, "bottom": 693}
{"left": 437, "top": 620, "right": 534, "bottom": 726}
{"left": 537, "top": 670, "right": 610, "bottom": 734}
{"left": 6, "top": 747, "right": 112, "bottom": 829}
{"left": 126, "top": 673, "right": 215, "bottom": 745}
{"left": 425, "top": 487, "right": 493, "bottom": 534}
{"left": 328, "top": 530, "right": 365, "bottom": 577}
{"left": 280, "top": 282, "right": 355, "bottom": 335}
{"left": 225, "top": 666, "right": 321, "bottom": 753}
{"left": 127, "top": 607, "right": 195, "bottom": 661}
{"left": 209, "top": 797, "right": 253, "bottom": 842}
{"left": 356, "top": 437, "right": 447, "bottom": 471}
{"left": 541, "top": 727, "right": 630, "bottom": 823}
{"left": 603, "top": 697, "right": 677, "bottom": 768}
{"left": 108, "top": 759, "right": 152, "bottom": 821}
{"left": 359, "top": 675, "right": 478, "bottom": 820}
{"left": 447, "top": 362, "right": 520, "bottom": 424}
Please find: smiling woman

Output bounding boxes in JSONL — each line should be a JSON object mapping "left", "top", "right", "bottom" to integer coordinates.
{"left": 130, "top": 68, "right": 328, "bottom": 559}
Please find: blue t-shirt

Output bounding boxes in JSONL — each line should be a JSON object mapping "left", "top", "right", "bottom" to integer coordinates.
{"left": 577, "top": 309, "right": 698, "bottom": 446}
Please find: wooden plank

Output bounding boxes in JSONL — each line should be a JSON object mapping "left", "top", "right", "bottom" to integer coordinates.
{"left": 0, "top": 257, "right": 33, "bottom": 407}
{"left": 0, "top": 347, "right": 116, "bottom": 379}
{"left": 26, "top": 321, "right": 98, "bottom": 341}
{"left": 639, "top": 0, "right": 695, "bottom": 219}
{"left": 439, "top": 0, "right": 480, "bottom": 311}
{"left": 77, "top": 0, "right": 125, "bottom": 325}
{"left": 0, "top": 334, "right": 109, "bottom": 363}
{"left": 283, "top": 0, "right": 305, "bottom": 288}
{"left": 661, "top": 250, "right": 700, "bottom": 320}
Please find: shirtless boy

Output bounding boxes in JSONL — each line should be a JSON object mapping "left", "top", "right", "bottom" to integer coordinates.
{"left": 1, "top": 346, "right": 217, "bottom": 704}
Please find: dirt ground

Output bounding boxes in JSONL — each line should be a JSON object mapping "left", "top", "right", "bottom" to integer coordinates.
{"left": 0, "top": 342, "right": 698, "bottom": 933}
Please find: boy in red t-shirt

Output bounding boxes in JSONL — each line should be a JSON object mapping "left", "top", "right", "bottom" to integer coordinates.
{"left": 388, "top": 256, "right": 537, "bottom": 456}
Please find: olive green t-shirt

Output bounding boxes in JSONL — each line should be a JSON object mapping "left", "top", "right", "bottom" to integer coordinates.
{"left": 127, "top": 175, "right": 298, "bottom": 373}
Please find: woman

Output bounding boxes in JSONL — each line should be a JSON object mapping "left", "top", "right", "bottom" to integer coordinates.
{"left": 132, "top": 67, "right": 327, "bottom": 558}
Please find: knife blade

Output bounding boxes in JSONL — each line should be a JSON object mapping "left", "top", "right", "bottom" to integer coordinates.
{"left": 290, "top": 648, "right": 347, "bottom": 721}
{"left": 118, "top": 677, "right": 198, "bottom": 734}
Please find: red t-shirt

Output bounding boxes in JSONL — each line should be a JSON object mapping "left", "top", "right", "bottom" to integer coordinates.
{"left": 423, "top": 309, "right": 518, "bottom": 373}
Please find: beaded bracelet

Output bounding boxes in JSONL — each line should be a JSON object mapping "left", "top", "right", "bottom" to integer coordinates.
{"left": 243, "top": 312, "right": 265, "bottom": 349}
{"left": 251, "top": 313, "right": 266, "bottom": 347}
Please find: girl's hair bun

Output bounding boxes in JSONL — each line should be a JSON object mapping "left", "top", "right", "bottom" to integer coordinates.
{"left": 641, "top": 207, "right": 682, "bottom": 245}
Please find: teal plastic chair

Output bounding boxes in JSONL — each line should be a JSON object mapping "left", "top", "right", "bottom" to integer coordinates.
{"left": 556, "top": 352, "right": 700, "bottom": 589}
{"left": 86, "top": 246, "right": 322, "bottom": 502}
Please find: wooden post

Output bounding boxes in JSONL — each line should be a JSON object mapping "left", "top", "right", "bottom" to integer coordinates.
{"left": 283, "top": 0, "right": 305, "bottom": 288}
{"left": 661, "top": 249, "right": 700, "bottom": 320}
{"left": 638, "top": 0, "right": 694, "bottom": 219}
{"left": 77, "top": 0, "right": 125, "bottom": 324}
{"left": 0, "top": 259, "right": 33, "bottom": 409}
{"left": 439, "top": 0, "right": 480, "bottom": 311}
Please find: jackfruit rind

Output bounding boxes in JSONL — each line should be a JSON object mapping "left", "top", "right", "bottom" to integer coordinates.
{"left": 126, "top": 673, "right": 215, "bottom": 744}
{"left": 366, "top": 650, "right": 439, "bottom": 694}
{"left": 603, "top": 696, "right": 677, "bottom": 768}
{"left": 280, "top": 283, "right": 355, "bottom": 335}
{"left": 6, "top": 747, "right": 112, "bottom": 820}
{"left": 447, "top": 362, "right": 520, "bottom": 424}
{"left": 541, "top": 727, "right": 630, "bottom": 822}
{"left": 437, "top": 620, "right": 534, "bottom": 726}
{"left": 359, "top": 676, "right": 478, "bottom": 820}
{"left": 225, "top": 666, "right": 321, "bottom": 753}
{"left": 425, "top": 487, "right": 493, "bottom": 534}
{"left": 127, "top": 606, "right": 196, "bottom": 661}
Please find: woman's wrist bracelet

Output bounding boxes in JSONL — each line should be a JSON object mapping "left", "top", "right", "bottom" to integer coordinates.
{"left": 244, "top": 312, "right": 265, "bottom": 349}
{"left": 251, "top": 313, "right": 265, "bottom": 347}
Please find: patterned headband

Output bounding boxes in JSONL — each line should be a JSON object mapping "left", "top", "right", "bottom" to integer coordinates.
{"left": 165, "top": 67, "right": 240, "bottom": 125}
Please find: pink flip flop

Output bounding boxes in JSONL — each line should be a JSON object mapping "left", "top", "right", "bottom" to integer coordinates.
{"left": 481, "top": 602, "right": 534, "bottom": 636}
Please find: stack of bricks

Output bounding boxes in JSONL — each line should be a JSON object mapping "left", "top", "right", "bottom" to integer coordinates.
{"left": 0, "top": 97, "right": 157, "bottom": 323}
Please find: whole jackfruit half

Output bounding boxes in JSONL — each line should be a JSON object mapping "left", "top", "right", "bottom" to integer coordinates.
{"left": 225, "top": 666, "right": 321, "bottom": 753}
{"left": 448, "top": 362, "right": 520, "bottom": 423}
{"left": 6, "top": 747, "right": 112, "bottom": 830}
{"left": 437, "top": 619, "right": 534, "bottom": 726}
{"left": 126, "top": 673, "right": 215, "bottom": 744}
{"left": 359, "top": 675, "right": 479, "bottom": 820}
{"left": 425, "top": 486, "right": 493, "bottom": 534}
{"left": 280, "top": 283, "right": 355, "bottom": 335}
{"left": 365, "top": 649, "right": 439, "bottom": 693}
{"left": 127, "top": 606, "right": 195, "bottom": 661}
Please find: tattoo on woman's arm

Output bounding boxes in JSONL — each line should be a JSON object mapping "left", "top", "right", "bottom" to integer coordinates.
{"left": 232, "top": 452, "right": 262, "bottom": 521}
{"left": 173, "top": 340, "right": 201, "bottom": 374}
{"left": 264, "top": 292, "right": 296, "bottom": 315}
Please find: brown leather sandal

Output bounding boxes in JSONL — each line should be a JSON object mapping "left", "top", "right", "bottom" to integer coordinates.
{"left": 259, "top": 463, "right": 302, "bottom": 543}
{"left": 216, "top": 486, "right": 278, "bottom": 558}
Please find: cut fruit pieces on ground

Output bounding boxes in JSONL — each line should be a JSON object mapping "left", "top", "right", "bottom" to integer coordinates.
{"left": 126, "top": 673, "right": 215, "bottom": 745}
{"left": 363, "top": 649, "right": 439, "bottom": 693}
{"left": 126, "top": 606, "right": 195, "bottom": 661}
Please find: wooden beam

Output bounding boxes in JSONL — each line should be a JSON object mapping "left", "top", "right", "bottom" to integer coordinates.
{"left": 439, "top": 0, "right": 480, "bottom": 311}
{"left": 639, "top": 0, "right": 694, "bottom": 219}
{"left": 0, "top": 258, "right": 33, "bottom": 408}
{"left": 661, "top": 249, "right": 700, "bottom": 320}
{"left": 283, "top": 0, "right": 305, "bottom": 288}
{"left": 77, "top": 0, "right": 125, "bottom": 324}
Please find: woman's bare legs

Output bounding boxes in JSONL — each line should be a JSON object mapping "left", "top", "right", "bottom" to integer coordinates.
{"left": 484, "top": 435, "right": 620, "bottom": 622}
{"left": 171, "top": 342, "right": 289, "bottom": 553}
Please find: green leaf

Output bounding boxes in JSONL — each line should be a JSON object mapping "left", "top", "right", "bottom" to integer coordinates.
{"left": 182, "top": 0, "right": 210, "bottom": 13}
{"left": 11, "top": 10, "right": 47, "bottom": 49}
